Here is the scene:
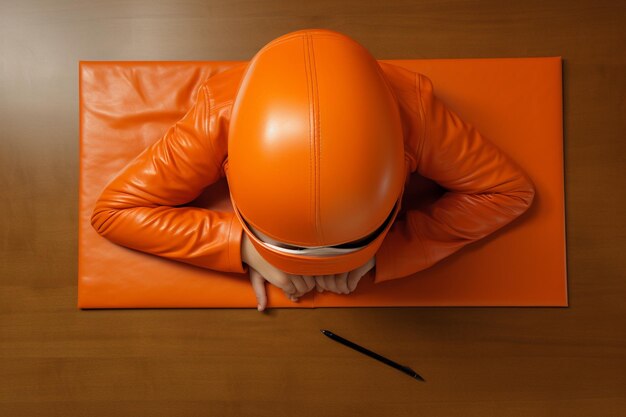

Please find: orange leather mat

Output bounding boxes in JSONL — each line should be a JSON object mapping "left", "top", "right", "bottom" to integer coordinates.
{"left": 78, "top": 57, "right": 567, "bottom": 309}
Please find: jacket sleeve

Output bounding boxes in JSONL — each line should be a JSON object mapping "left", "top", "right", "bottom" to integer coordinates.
{"left": 90, "top": 82, "right": 249, "bottom": 275}
{"left": 373, "top": 73, "right": 536, "bottom": 283}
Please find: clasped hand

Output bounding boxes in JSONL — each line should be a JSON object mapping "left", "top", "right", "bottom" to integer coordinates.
{"left": 241, "top": 233, "right": 375, "bottom": 312}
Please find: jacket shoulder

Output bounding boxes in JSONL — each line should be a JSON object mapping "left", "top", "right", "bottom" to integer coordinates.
{"left": 378, "top": 61, "right": 419, "bottom": 92}
{"left": 203, "top": 62, "right": 249, "bottom": 108}
{"left": 378, "top": 61, "right": 425, "bottom": 169}
{"left": 200, "top": 62, "right": 250, "bottom": 175}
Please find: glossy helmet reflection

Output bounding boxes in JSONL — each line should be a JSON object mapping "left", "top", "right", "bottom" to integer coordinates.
{"left": 226, "top": 28, "right": 406, "bottom": 275}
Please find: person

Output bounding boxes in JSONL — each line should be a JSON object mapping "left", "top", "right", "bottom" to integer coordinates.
{"left": 91, "top": 29, "right": 536, "bottom": 312}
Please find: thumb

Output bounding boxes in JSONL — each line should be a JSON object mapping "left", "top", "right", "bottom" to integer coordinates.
{"left": 250, "top": 269, "right": 268, "bottom": 312}
{"left": 347, "top": 270, "right": 364, "bottom": 292}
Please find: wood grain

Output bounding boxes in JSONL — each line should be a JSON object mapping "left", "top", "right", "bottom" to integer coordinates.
{"left": 1, "top": 0, "right": 625, "bottom": 415}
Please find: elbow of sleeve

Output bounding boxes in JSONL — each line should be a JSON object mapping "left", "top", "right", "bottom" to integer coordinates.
{"left": 522, "top": 175, "right": 537, "bottom": 209}
{"left": 90, "top": 211, "right": 104, "bottom": 236}
{"left": 507, "top": 175, "right": 536, "bottom": 218}
{"left": 90, "top": 204, "right": 112, "bottom": 236}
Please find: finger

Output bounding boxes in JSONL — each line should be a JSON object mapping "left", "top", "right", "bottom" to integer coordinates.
{"left": 324, "top": 274, "right": 340, "bottom": 294}
{"left": 336, "top": 272, "right": 350, "bottom": 294}
{"left": 315, "top": 275, "right": 328, "bottom": 290}
{"left": 302, "top": 275, "right": 316, "bottom": 292}
{"left": 282, "top": 286, "right": 298, "bottom": 301}
{"left": 281, "top": 286, "right": 298, "bottom": 302}
{"left": 277, "top": 275, "right": 297, "bottom": 295}
{"left": 282, "top": 276, "right": 300, "bottom": 301}
{"left": 290, "top": 275, "right": 308, "bottom": 296}
{"left": 347, "top": 270, "right": 364, "bottom": 292}
{"left": 249, "top": 269, "right": 267, "bottom": 312}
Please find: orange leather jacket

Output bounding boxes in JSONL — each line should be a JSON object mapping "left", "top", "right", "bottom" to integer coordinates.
{"left": 90, "top": 61, "right": 536, "bottom": 284}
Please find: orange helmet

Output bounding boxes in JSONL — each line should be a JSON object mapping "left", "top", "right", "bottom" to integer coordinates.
{"left": 226, "top": 28, "right": 406, "bottom": 275}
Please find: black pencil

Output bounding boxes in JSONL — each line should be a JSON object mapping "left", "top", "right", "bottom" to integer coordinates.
{"left": 321, "top": 329, "right": 425, "bottom": 382}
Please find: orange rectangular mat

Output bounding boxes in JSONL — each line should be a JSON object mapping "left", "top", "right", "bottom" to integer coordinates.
{"left": 78, "top": 57, "right": 566, "bottom": 308}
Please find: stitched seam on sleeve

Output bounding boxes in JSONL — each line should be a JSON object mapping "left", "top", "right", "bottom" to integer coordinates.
{"left": 202, "top": 83, "right": 223, "bottom": 174}
{"left": 227, "top": 212, "right": 235, "bottom": 271}
{"left": 415, "top": 73, "right": 427, "bottom": 164}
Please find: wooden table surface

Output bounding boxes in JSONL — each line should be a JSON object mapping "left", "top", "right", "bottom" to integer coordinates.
{"left": 1, "top": 1, "right": 624, "bottom": 416}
